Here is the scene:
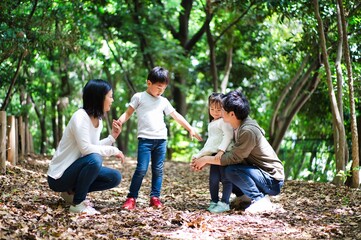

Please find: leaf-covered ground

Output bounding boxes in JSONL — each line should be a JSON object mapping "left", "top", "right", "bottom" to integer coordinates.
{"left": 0, "top": 155, "right": 360, "bottom": 240}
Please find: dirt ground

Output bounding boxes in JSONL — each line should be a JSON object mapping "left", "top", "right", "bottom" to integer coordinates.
{"left": 0, "top": 155, "right": 360, "bottom": 239}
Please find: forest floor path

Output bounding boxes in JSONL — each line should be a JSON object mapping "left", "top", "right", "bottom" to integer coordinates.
{"left": 1, "top": 155, "right": 360, "bottom": 239}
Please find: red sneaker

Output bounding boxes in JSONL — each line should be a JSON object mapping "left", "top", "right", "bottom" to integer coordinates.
{"left": 122, "top": 198, "right": 136, "bottom": 210}
{"left": 150, "top": 197, "right": 163, "bottom": 208}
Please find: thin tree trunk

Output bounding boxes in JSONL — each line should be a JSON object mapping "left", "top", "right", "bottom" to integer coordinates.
{"left": 313, "top": 0, "right": 346, "bottom": 186}
{"left": 337, "top": 0, "right": 360, "bottom": 188}
{"left": 220, "top": 39, "right": 234, "bottom": 94}
{"left": 206, "top": 21, "right": 218, "bottom": 92}
{"left": 333, "top": 1, "right": 347, "bottom": 179}
{"left": 270, "top": 55, "right": 309, "bottom": 139}
{"left": 0, "top": 51, "right": 27, "bottom": 111}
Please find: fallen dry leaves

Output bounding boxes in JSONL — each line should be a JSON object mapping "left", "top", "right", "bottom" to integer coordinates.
{"left": 0, "top": 155, "right": 360, "bottom": 239}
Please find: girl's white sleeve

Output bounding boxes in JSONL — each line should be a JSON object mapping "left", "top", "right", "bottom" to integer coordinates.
{"left": 71, "top": 112, "right": 121, "bottom": 157}
{"left": 218, "top": 121, "right": 234, "bottom": 152}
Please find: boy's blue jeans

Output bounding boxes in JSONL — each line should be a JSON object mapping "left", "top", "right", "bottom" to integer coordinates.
{"left": 48, "top": 153, "right": 122, "bottom": 205}
{"left": 209, "top": 164, "right": 232, "bottom": 204}
{"left": 225, "top": 164, "right": 284, "bottom": 202}
{"left": 127, "top": 138, "right": 166, "bottom": 198}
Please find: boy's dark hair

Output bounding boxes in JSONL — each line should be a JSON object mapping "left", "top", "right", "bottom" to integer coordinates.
{"left": 222, "top": 90, "right": 250, "bottom": 121}
{"left": 208, "top": 93, "right": 223, "bottom": 122}
{"left": 147, "top": 66, "right": 169, "bottom": 84}
{"left": 83, "top": 79, "right": 112, "bottom": 118}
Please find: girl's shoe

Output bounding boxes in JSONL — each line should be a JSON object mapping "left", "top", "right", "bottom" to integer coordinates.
{"left": 209, "top": 201, "right": 230, "bottom": 213}
{"left": 207, "top": 201, "right": 218, "bottom": 211}
{"left": 69, "top": 201, "right": 100, "bottom": 215}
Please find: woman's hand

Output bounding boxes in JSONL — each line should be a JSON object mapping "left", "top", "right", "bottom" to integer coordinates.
{"left": 111, "top": 119, "right": 122, "bottom": 139}
{"left": 115, "top": 151, "right": 125, "bottom": 164}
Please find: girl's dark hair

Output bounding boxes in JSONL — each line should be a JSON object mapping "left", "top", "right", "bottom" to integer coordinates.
{"left": 147, "top": 66, "right": 169, "bottom": 84}
{"left": 222, "top": 90, "right": 250, "bottom": 121}
{"left": 208, "top": 93, "right": 223, "bottom": 122}
{"left": 83, "top": 79, "right": 112, "bottom": 118}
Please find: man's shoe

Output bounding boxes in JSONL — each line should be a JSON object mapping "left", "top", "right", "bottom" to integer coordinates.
{"left": 245, "top": 195, "right": 273, "bottom": 214}
{"left": 230, "top": 194, "right": 252, "bottom": 210}
{"left": 210, "top": 201, "right": 230, "bottom": 213}
{"left": 69, "top": 201, "right": 100, "bottom": 215}
{"left": 150, "top": 197, "right": 163, "bottom": 208}
{"left": 122, "top": 198, "right": 136, "bottom": 210}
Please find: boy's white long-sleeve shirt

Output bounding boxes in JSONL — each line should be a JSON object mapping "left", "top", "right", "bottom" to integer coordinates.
{"left": 47, "top": 109, "right": 121, "bottom": 179}
{"left": 193, "top": 118, "right": 233, "bottom": 159}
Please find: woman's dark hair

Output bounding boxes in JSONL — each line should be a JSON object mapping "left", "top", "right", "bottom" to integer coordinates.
{"left": 82, "top": 79, "right": 112, "bottom": 118}
{"left": 147, "top": 66, "right": 169, "bottom": 84}
{"left": 222, "top": 90, "right": 250, "bottom": 121}
{"left": 208, "top": 93, "right": 223, "bottom": 122}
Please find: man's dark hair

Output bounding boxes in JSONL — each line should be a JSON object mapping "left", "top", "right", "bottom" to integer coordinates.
{"left": 222, "top": 90, "right": 250, "bottom": 121}
{"left": 147, "top": 66, "right": 169, "bottom": 84}
{"left": 83, "top": 79, "right": 112, "bottom": 118}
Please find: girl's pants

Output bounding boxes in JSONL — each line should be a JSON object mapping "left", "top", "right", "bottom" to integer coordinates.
{"left": 209, "top": 164, "right": 232, "bottom": 204}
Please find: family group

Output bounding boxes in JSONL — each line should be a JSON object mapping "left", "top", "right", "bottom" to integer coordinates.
{"left": 47, "top": 66, "right": 284, "bottom": 215}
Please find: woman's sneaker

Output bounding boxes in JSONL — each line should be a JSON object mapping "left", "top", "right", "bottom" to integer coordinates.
{"left": 209, "top": 201, "right": 230, "bottom": 213}
{"left": 69, "top": 201, "right": 100, "bottom": 215}
{"left": 207, "top": 201, "right": 218, "bottom": 212}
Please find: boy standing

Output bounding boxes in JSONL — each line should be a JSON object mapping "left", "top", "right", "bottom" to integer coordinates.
{"left": 191, "top": 90, "right": 284, "bottom": 214}
{"left": 118, "top": 66, "right": 202, "bottom": 210}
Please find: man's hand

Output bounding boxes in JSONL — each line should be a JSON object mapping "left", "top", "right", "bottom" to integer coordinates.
{"left": 191, "top": 157, "right": 208, "bottom": 171}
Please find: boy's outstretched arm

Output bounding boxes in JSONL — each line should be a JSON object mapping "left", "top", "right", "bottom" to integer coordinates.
{"left": 170, "top": 111, "right": 203, "bottom": 141}
{"left": 118, "top": 106, "right": 135, "bottom": 124}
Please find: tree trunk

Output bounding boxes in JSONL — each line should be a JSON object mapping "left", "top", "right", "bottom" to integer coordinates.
{"left": 206, "top": 21, "right": 218, "bottom": 92}
{"left": 30, "top": 93, "right": 47, "bottom": 154}
{"left": 129, "top": 0, "right": 155, "bottom": 70}
{"left": 270, "top": 56, "right": 321, "bottom": 153}
{"left": 0, "top": 51, "right": 27, "bottom": 111}
{"left": 337, "top": 0, "right": 360, "bottom": 188}
{"left": 220, "top": 42, "right": 233, "bottom": 94}
{"left": 173, "top": 73, "right": 188, "bottom": 115}
{"left": 270, "top": 54, "right": 309, "bottom": 139}
{"left": 167, "top": 0, "right": 212, "bottom": 115}
{"left": 313, "top": 0, "right": 346, "bottom": 186}
{"left": 0, "top": 111, "right": 6, "bottom": 173}
{"left": 333, "top": 2, "right": 347, "bottom": 180}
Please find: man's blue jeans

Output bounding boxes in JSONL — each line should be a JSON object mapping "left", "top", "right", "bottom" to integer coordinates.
{"left": 48, "top": 153, "right": 122, "bottom": 205}
{"left": 225, "top": 164, "right": 284, "bottom": 202}
{"left": 127, "top": 138, "right": 166, "bottom": 198}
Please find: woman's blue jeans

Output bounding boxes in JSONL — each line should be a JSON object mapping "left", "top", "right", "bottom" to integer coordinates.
{"left": 48, "top": 153, "right": 122, "bottom": 205}
{"left": 127, "top": 138, "right": 166, "bottom": 198}
{"left": 225, "top": 164, "right": 284, "bottom": 202}
{"left": 209, "top": 164, "right": 232, "bottom": 204}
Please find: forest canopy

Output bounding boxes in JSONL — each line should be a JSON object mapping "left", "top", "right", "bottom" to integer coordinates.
{"left": 0, "top": 0, "right": 360, "bottom": 185}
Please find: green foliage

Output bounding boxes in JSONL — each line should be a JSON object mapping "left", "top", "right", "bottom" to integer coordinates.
{"left": 1, "top": 0, "right": 360, "bottom": 183}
